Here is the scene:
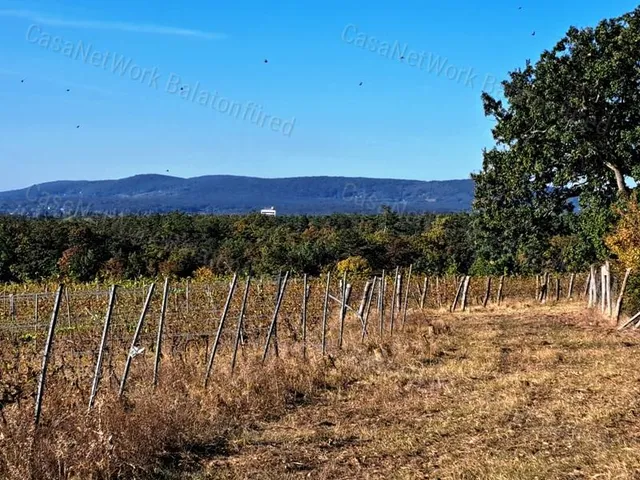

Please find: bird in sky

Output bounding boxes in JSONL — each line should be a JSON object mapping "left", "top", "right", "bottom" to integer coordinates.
{"left": 264, "top": 59, "right": 268, "bottom": 64}
{"left": 76, "top": 125, "right": 80, "bottom": 129}
{"left": 532, "top": 31, "right": 536, "bottom": 36}
{"left": 66, "top": 89, "right": 70, "bottom": 92}
{"left": 518, "top": 6, "right": 522, "bottom": 9}
{"left": 21, "top": 79, "right": 24, "bottom": 83}
{"left": 359, "top": 81, "right": 363, "bottom": 86}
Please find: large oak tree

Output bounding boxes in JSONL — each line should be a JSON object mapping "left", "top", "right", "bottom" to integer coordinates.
{"left": 473, "top": 6, "right": 640, "bottom": 273}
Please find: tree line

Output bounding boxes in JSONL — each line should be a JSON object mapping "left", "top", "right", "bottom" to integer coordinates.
{"left": 0, "top": 206, "right": 603, "bottom": 283}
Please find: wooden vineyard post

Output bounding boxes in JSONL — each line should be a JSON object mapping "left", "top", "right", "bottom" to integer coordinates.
{"left": 362, "top": 276, "right": 377, "bottom": 341}
{"left": 606, "top": 262, "right": 613, "bottom": 318}
{"left": 567, "top": 273, "right": 575, "bottom": 300}
{"left": 88, "top": 285, "right": 118, "bottom": 411}
{"left": 584, "top": 269, "right": 592, "bottom": 300}
{"left": 34, "top": 284, "right": 63, "bottom": 427}
{"left": 390, "top": 267, "right": 399, "bottom": 335}
{"left": 321, "top": 271, "right": 331, "bottom": 356}
{"left": 540, "top": 273, "right": 549, "bottom": 304}
{"left": 230, "top": 274, "right": 252, "bottom": 374}
{"left": 401, "top": 264, "right": 412, "bottom": 329}
{"left": 338, "top": 271, "right": 348, "bottom": 349}
{"left": 482, "top": 277, "right": 492, "bottom": 308}
{"left": 396, "top": 270, "right": 403, "bottom": 313}
{"left": 119, "top": 283, "right": 155, "bottom": 398}
{"left": 600, "top": 265, "right": 606, "bottom": 314}
{"left": 461, "top": 276, "right": 471, "bottom": 312}
{"left": 153, "top": 278, "right": 170, "bottom": 389}
{"left": 302, "top": 274, "right": 309, "bottom": 359}
{"left": 379, "top": 270, "right": 386, "bottom": 337}
{"left": 420, "top": 276, "right": 428, "bottom": 310}
{"left": 555, "top": 277, "right": 560, "bottom": 302}
{"left": 496, "top": 275, "right": 505, "bottom": 306}
{"left": 204, "top": 273, "right": 238, "bottom": 387}
{"left": 615, "top": 268, "right": 632, "bottom": 323}
{"left": 450, "top": 277, "right": 464, "bottom": 312}
{"left": 262, "top": 271, "right": 289, "bottom": 363}
{"left": 9, "top": 294, "right": 15, "bottom": 320}
{"left": 34, "top": 293, "right": 39, "bottom": 350}
{"left": 589, "top": 265, "right": 597, "bottom": 308}
{"left": 358, "top": 280, "right": 373, "bottom": 318}
{"left": 64, "top": 286, "right": 72, "bottom": 328}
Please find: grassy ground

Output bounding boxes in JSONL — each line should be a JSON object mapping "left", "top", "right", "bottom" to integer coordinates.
{"left": 185, "top": 305, "right": 640, "bottom": 479}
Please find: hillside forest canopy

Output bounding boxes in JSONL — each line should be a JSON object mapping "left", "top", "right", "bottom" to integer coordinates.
{"left": 3, "top": 7, "right": 640, "bottom": 284}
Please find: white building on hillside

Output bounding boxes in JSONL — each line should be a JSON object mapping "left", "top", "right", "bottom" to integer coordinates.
{"left": 260, "top": 206, "right": 277, "bottom": 216}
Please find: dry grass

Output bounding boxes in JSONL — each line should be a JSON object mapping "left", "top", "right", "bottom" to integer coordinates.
{"left": 4, "top": 302, "right": 640, "bottom": 479}
{"left": 187, "top": 305, "right": 640, "bottom": 479}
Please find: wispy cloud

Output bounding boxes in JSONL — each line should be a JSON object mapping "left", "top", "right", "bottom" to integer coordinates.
{"left": 0, "top": 9, "right": 227, "bottom": 40}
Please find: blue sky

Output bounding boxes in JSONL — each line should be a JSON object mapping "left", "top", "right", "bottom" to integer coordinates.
{"left": 0, "top": 0, "right": 637, "bottom": 191}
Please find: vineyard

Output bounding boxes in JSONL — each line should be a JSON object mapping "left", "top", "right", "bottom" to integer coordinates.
{"left": 0, "top": 269, "right": 621, "bottom": 479}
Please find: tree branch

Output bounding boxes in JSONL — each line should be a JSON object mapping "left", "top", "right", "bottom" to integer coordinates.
{"left": 605, "top": 162, "right": 629, "bottom": 196}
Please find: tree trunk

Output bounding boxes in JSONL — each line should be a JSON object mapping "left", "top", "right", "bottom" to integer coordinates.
{"left": 605, "top": 162, "right": 628, "bottom": 196}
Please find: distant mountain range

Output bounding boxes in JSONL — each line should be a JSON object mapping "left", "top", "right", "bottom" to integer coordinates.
{"left": 0, "top": 175, "right": 475, "bottom": 216}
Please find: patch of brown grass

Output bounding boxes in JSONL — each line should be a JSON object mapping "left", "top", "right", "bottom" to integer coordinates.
{"left": 6, "top": 303, "right": 640, "bottom": 479}
{"left": 188, "top": 306, "right": 640, "bottom": 479}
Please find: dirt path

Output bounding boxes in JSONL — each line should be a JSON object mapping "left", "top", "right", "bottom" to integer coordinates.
{"left": 193, "top": 306, "right": 640, "bottom": 479}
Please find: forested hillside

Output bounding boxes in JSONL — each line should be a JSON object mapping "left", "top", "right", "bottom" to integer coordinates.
{"left": 0, "top": 175, "right": 474, "bottom": 215}
{"left": 0, "top": 208, "right": 599, "bottom": 283}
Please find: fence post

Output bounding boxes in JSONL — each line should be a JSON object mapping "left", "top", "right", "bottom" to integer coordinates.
{"left": 358, "top": 280, "right": 372, "bottom": 318}
{"left": 204, "top": 273, "right": 238, "bottom": 387}
{"left": 450, "top": 277, "right": 464, "bottom": 312}
{"left": 567, "top": 273, "right": 575, "bottom": 300}
{"left": 302, "top": 274, "right": 308, "bottom": 359}
{"left": 461, "top": 276, "right": 471, "bottom": 311}
{"left": 231, "top": 274, "right": 252, "bottom": 373}
{"left": 396, "top": 270, "right": 403, "bottom": 313}
{"left": 588, "top": 265, "right": 597, "bottom": 307}
{"left": 555, "top": 276, "right": 560, "bottom": 302}
{"left": 338, "top": 271, "right": 348, "bottom": 348}
{"left": 34, "top": 284, "right": 63, "bottom": 427}
{"left": 379, "top": 270, "right": 386, "bottom": 337}
{"left": 482, "top": 277, "right": 492, "bottom": 308}
{"left": 262, "top": 271, "right": 289, "bottom": 363}
{"left": 153, "top": 278, "right": 170, "bottom": 389}
{"left": 321, "top": 271, "right": 331, "bottom": 356}
{"left": 119, "top": 283, "right": 155, "bottom": 398}
{"left": 64, "top": 286, "right": 72, "bottom": 328}
{"left": 88, "top": 285, "right": 117, "bottom": 411}
{"left": 9, "top": 293, "right": 15, "bottom": 320}
{"left": 362, "top": 276, "right": 377, "bottom": 341}
{"left": 600, "top": 265, "right": 606, "bottom": 314}
{"left": 401, "top": 264, "right": 412, "bottom": 329}
{"left": 615, "top": 268, "right": 632, "bottom": 323}
{"left": 606, "top": 262, "right": 613, "bottom": 317}
{"left": 496, "top": 275, "right": 505, "bottom": 305}
{"left": 420, "top": 276, "right": 428, "bottom": 310}
{"left": 390, "top": 267, "right": 399, "bottom": 335}
{"left": 584, "top": 269, "right": 592, "bottom": 301}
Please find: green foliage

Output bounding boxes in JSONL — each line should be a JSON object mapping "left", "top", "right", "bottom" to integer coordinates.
{"left": 473, "top": 7, "right": 640, "bottom": 273}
